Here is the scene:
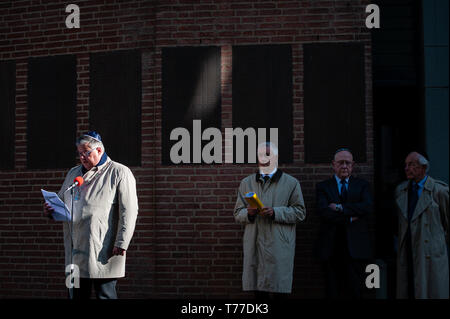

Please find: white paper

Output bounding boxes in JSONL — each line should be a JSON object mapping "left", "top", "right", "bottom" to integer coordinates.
{"left": 41, "top": 189, "right": 71, "bottom": 222}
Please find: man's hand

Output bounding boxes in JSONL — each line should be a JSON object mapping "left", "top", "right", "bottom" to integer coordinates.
{"left": 259, "top": 207, "right": 274, "bottom": 218}
{"left": 112, "top": 246, "right": 126, "bottom": 256}
{"left": 247, "top": 207, "right": 259, "bottom": 217}
{"left": 43, "top": 202, "right": 54, "bottom": 219}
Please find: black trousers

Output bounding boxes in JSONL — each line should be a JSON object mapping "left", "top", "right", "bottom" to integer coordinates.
{"left": 322, "top": 228, "right": 368, "bottom": 299}
{"left": 71, "top": 278, "right": 118, "bottom": 299}
{"left": 323, "top": 256, "right": 368, "bottom": 299}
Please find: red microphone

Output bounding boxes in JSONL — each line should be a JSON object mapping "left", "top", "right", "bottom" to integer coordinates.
{"left": 73, "top": 176, "right": 84, "bottom": 186}
{"left": 65, "top": 176, "right": 84, "bottom": 192}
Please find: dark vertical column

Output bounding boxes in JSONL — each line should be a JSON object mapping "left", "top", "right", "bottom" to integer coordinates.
{"left": 304, "top": 43, "right": 366, "bottom": 163}
{"left": 90, "top": 50, "right": 142, "bottom": 167}
{"left": 27, "top": 55, "right": 77, "bottom": 169}
{"left": 161, "top": 46, "right": 221, "bottom": 165}
{"left": 0, "top": 60, "right": 16, "bottom": 170}
{"left": 232, "top": 44, "right": 293, "bottom": 164}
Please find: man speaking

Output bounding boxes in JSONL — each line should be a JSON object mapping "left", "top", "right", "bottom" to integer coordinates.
{"left": 43, "top": 131, "right": 138, "bottom": 299}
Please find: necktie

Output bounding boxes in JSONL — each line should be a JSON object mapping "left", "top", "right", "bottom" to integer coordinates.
{"left": 407, "top": 182, "right": 419, "bottom": 221}
{"left": 340, "top": 179, "right": 348, "bottom": 203}
{"left": 263, "top": 175, "right": 270, "bottom": 183}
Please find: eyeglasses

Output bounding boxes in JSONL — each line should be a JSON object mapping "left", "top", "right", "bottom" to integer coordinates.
{"left": 335, "top": 160, "right": 353, "bottom": 166}
{"left": 405, "top": 162, "right": 420, "bottom": 168}
{"left": 78, "top": 148, "right": 97, "bottom": 158}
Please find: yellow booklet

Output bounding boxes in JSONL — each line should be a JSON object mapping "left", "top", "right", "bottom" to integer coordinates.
{"left": 244, "top": 192, "right": 264, "bottom": 209}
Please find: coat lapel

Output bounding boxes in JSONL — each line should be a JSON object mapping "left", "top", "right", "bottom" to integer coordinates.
{"left": 396, "top": 183, "right": 409, "bottom": 221}
{"left": 411, "top": 177, "right": 433, "bottom": 222}
{"left": 329, "top": 177, "right": 340, "bottom": 202}
{"left": 347, "top": 176, "right": 355, "bottom": 201}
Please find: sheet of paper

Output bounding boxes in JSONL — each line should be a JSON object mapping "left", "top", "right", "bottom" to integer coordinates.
{"left": 41, "top": 189, "right": 71, "bottom": 222}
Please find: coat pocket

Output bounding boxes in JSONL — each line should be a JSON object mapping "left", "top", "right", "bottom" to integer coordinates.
{"left": 276, "top": 225, "right": 294, "bottom": 245}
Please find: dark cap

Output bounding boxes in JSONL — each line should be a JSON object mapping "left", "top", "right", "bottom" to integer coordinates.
{"left": 335, "top": 147, "right": 353, "bottom": 155}
{"left": 84, "top": 131, "right": 102, "bottom": 142}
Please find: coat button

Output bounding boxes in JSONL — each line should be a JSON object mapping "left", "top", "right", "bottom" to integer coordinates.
{"left": 426, "top": 256, "right": 431, "bottom": 259}
{"left": 424, "top": 240, "right": 428, "bottom": 243}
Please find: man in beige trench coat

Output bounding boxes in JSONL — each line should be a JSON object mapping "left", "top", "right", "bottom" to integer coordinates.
{"left": 395, "top": 151, "right": 449, "bottom": 299}
{"left": 43, "top": 131, "right": 138, "bottom": 299}
{"left": 234, "top": 142, "right": 306, "bottom": 299}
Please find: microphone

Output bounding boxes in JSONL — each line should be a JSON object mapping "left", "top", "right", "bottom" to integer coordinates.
{"left": 65, "top": 176, "right": 84, "bottom": 192}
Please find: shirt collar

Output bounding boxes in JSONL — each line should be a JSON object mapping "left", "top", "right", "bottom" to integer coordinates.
{"left": 415, "top": 175, "right": 428, "bottom": 188}
{"left": 255, "top": 169, "right": 283, "bottom": 183}
{"left": 259, "top": 167, "right": 277, "bottom": 177}
{"left": 334, "top": 175, "right": 349, "bottom": 184}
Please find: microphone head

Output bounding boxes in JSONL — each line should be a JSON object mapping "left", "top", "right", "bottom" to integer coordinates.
{"left": 73, "top": 176, "right": 84, "bottom": 186}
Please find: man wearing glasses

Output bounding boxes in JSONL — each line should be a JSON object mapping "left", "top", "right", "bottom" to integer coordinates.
{"left": 43, "top": 131, "right": 138, "bottom": 299}
{"left": 395, "top": 151, "right": 448, "bottom": 299}
{"left": 314, "top": 148, "right": 373, "bottom": 299}
{"left": 234, "top": 142, "right": 306, "bottom": 299}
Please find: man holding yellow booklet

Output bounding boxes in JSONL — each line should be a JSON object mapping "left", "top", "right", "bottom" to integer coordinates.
{"left": 234, "top": 142, "right": 306, "bottom": 299}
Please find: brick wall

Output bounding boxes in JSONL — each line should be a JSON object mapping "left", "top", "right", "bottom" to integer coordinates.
{"left": 0, "top": 0, "right": 373, "bottom": 298}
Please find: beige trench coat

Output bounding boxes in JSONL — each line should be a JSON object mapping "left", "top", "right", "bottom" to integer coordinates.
{"left": 58, "top": 157, "right": 138, "bottom": 278}
{"left": 395, "top": 176, "right": 449, "bottom": 299}
{"left": 234, "top": 171, "right": 306, "bottom": 293}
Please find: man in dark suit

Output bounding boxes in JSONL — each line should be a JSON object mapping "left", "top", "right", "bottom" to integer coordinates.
{"left": 314, "top": 148, "right": 373, "bottom": 299}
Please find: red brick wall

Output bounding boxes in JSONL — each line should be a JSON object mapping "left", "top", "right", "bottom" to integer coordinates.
{"left": 0, "top": 0, "right": 373, "bottom": 298}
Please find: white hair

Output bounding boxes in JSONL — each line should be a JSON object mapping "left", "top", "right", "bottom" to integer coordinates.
{"left": 417, "top": 153, "right": 430, "bottom": 174}
{"left": 257, "top": 141, "right": 278, "bottom": 156}
{"left": 76, "top": 135, "right": 105, "bottom": 152}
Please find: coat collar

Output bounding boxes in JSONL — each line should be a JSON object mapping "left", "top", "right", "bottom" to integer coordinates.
{"left": 396, "top": 177, "right": 435, "bottom": 222}
{"left": 255, "top": 169, "right": 283, "bottom": 184}
{"left": 81, "top": 152, "right": 109, "bottom": 175}
{"left": 330, "top": 176, "right": 340, "bottom": 200}
{"left": 411, "top": 177, "right": 434, "bottom": 221}
{"left": 79, "top": 156, "right": 113, "bottom": 187}
{"left": 396, "top": 183, "right": 408, "bottom": 220}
